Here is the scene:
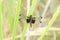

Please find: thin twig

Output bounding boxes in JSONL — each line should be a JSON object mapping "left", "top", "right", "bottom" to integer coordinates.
{"left": 40, "top": 0, "right": 51, "bottom": 23}
{"left": 26, "top": 0, "right": 30, "bottom": 40}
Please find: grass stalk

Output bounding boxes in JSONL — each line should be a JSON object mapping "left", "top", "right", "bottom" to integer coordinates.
{"left": 41, "top": 0, "right": 51, "bottom": 22}
{"left": 20, "top": 0, "right": 37, "bottom": 40}
{"left": 39, "top": 5, "right": 60, "bottom": 40}
{"left": 0, "top": 1, "right": 3, "bottom": 40}
{"left": 12, "top": 0, "right": 22, "bottom": 40}
{"left": 8, "top": 11, "right": 14, "bottom": 31}
{"left": 7, "top": 0, "right": 15, "bottom": 33}
{"left": 27, "top": 0, "right": 37, "bottom": 16}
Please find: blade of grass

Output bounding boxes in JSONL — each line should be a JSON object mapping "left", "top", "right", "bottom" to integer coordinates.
{"left": 39, "top": 5, "right": 60, "bottom": 40}
{"left": 27, "top": 0, "right": 37, "bottom": 16}
{"left": 8, "top": 13, "right": 14, "bottom": 31}
{"left": 12, "top": 0, "right": 22, "bottom": 40}
{"left": 20, "top": 0, "right": 37, "bottom": 40}
{"left": 0, "top": 0, "right": 3, "bottom": 40}
{"left": 7, "top": 0, "right": 14, "bottom": 34}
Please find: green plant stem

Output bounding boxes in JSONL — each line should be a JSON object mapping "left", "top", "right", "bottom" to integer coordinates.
{"left": 0, "top": 1, "right": 3, "bottom": 40}
{"left": 20, "top": 0, "right": 37, "bottom": 40}
{"left": 12, "top": 0, "right": 21, "bottom": 40}
{"left": 27, "top": 0, "right": 37, "bottom": 16}
{"left": 39, "top": 5, "right": 60, "bottom": 40}
{"left": 7, "top": 0, "right": 14, "bottom": 34}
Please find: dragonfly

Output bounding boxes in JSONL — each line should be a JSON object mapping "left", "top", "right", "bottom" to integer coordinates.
{"left": 19, "top": 14, "right": 42, "bottom": 27}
